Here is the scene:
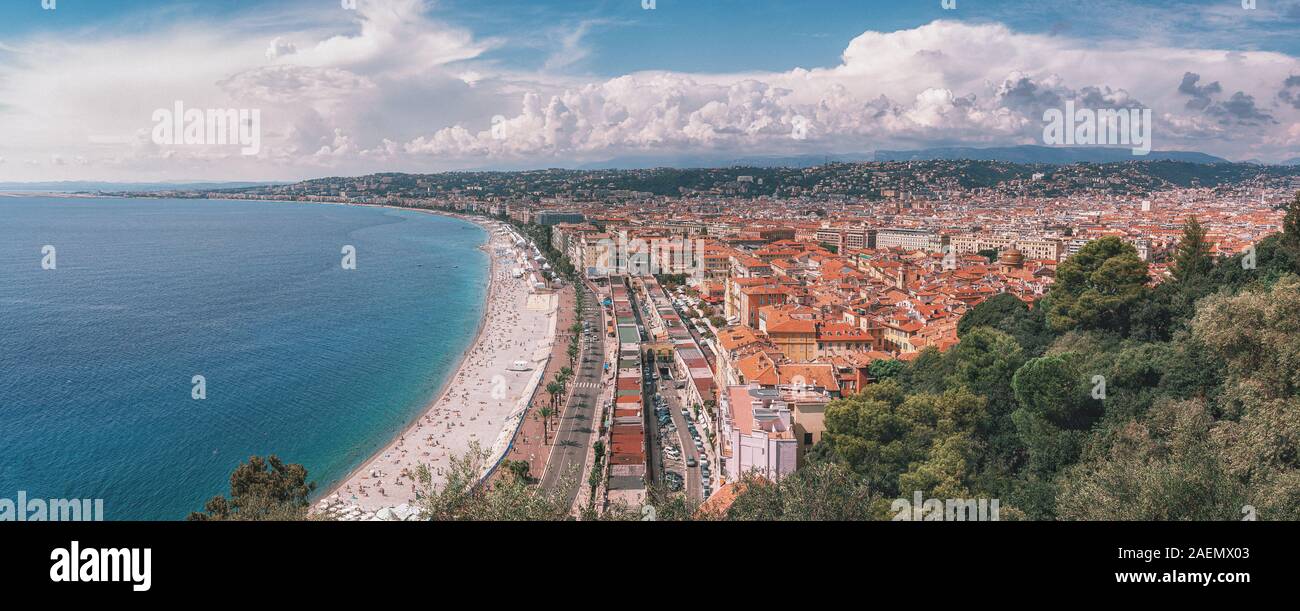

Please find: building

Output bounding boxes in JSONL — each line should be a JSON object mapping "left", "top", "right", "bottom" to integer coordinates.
{"left": 1014, "top": 238, "right": 1063, "bottom": 262}
{"left": 876, "top": 228, "right": 938, "bottom": 252}
{"left": 738, "top": 285, "right": 788, "bottom": 329}
{"left": 534, "top": 211, "right": 586, "bottom": 226}
{"left": 791, "top": 399, "right": 827, "bottom": 467}
{"left": 719, "top": 385, "right": 800, "bottom": 483}
{"left": 951, "top": 233, "right": 1062, "bottom": 262}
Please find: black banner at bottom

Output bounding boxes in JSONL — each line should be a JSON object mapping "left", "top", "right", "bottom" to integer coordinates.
{"left": 0, "top": 521, "right": 1283, "bottom": 599}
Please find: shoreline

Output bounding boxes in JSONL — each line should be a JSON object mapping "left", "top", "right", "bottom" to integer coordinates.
{"left": 14, "top": 192, "right": 551, "bottom": 519}
{"left": 310, "top": 208, "right": 501, "bottom": 507}
{"left": 313, "top": 206, "right": 558, "bottom": 519}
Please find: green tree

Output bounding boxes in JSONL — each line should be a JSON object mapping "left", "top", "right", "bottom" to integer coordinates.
{"left": 1191, "top": 274, "right": 1300, "bottom": 519}
{"left": 958, "top": 293, "right": 1052, "bottom": 354}
{"left": 897, "top": 432, "right": 982, "bottom": 501}
{"left": 538, "top": 405, "right": 553, "bottom": 444}
{"left": 898, "top": 347, "right": 950, "bottom": 394}
{"left": 504, "top": 459, "right": 532, "bottom": 483}
{"left": 1010, "top": 354, "right": 1099, "bottom": 475}
{"left": 415, "top": 443, "right": 573, "bottom": 521}
{"left": 188, "top": 455, "right": 315, "bottom": 521}
{"left": 1282, "top": 191, "right": 1300, "bottom": 261}
{"left": 824, "top": 380, "right": 987, "bottom": 498}
{"left": 722, "top": 461, "right": 880, "bottom": 520}
{"left": 1047, "top": 236, "right": 1148, "bottom": 334}
{"left": 823, "top": 380, "right": 918, "bottom": 494}
{"left": 1056, "top": 400, "right": 1244, "bottom": 520}
{"left": 867, "top": 358, "right": 904, "bottom": 382}
{"left": 943, "top": 327, "right": 1025, "bottom": 417}
{"left": 1170, "top": 215, "right": 1214, "bottom": 285}
{"left": 545, "top": 381, "right": 562, "bottom": 412}
{"left": 958, "top": 293, "right": 1027, "bottom": 337}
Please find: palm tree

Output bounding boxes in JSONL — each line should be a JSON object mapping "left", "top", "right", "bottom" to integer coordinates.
{"left": 545, "top": 381, "right": 562, "bottom": 413}
{"left": 538, "top": 405, "right": 553, "bottom": 444}
{"left": 556, "top": 371, "right": 571, "bottom": 414}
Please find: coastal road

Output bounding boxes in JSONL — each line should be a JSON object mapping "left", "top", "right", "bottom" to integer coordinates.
{"left": 539, "top": 280, "right": 605, "bottom": 507}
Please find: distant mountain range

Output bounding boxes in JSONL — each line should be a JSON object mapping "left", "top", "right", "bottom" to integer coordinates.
{"left": 3, "top": 147, "right": 1293, "bottom": 187}
{"left": 566, "top": 153, "right": 874, "bottom": 170}
{"left": 870, "top": 145, "right": 1230, "bottom": 165}
{"left": 0, "top": 180, "right": 283, "bottom": 192}
{"left": 553, "top": 146, "right": 1242, "bottom": 170}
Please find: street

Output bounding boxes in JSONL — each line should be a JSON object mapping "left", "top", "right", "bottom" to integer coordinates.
{"left": 654, "top": 373, "right": 704, "bottom": 501}
{"left": 539, "top": 280, "right": 606, "bottom": 508}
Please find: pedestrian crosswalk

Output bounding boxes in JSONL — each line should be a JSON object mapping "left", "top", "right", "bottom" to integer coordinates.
{"left": 573, "top": 381, "right": 601, "bottom": 390}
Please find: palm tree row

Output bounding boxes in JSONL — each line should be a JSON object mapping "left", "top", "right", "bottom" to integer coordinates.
{"left": 540, "top": 365, "right": 574, "bottom": 445}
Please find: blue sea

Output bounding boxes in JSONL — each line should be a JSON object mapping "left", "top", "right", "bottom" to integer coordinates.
{"left": 0, "top": 197, "right": 489, "bottom": 519}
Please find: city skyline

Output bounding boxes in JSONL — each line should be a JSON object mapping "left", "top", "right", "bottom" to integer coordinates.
{"left": 1, "top": 0, "right": 1299, "bottom": 183}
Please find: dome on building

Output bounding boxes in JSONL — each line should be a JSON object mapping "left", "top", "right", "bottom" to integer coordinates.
{"left": 998, "top": 247, "right": 1024, "bottom": 266}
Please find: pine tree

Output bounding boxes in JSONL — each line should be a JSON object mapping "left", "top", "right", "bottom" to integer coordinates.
{"left": 1283, "top": 191, "right": 1300, "bottom": 255}
{"left": 1171, "top": 215, "right": 1213, "bottom": 284}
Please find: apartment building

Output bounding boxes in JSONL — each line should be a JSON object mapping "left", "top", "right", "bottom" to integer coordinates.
{"left": 719, "top": 385, "right": 800, "bottom": 483}
{"left": 950, "top": 234, "right": 1062, "bottom": 262}
{"left": 876, "top": 228, "right": 939, "bottom": 252}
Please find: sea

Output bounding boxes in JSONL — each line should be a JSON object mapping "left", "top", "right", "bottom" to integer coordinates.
{"left": 0, "top": 196, "right": 489, "bottom": 519}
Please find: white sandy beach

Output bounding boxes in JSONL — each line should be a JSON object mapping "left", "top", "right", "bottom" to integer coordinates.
{"left": 317, "top": 213, "right": 558, "bottom": 520}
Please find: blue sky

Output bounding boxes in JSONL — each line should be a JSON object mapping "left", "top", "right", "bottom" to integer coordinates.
{"left": 7, "top": 0, "right": 1298, "bottom": 73}
{"left": 1, "top": 0, "right": 1298, "bottom": 180}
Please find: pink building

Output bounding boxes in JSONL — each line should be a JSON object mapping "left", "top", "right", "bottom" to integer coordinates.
{"left": 719, "top": 385, "right": 799, "bottom": 483}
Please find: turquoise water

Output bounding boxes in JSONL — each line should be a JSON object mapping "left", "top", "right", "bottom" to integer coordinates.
{"left": 0, "top": 197, "right": 488, "bottom": 519}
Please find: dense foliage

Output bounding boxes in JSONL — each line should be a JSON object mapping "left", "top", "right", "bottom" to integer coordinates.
{"left": 188, "top": 455, "right": 316, "bottom": 521}
{"left": 810, "top": 192, "right": 1300, "bottom": 520}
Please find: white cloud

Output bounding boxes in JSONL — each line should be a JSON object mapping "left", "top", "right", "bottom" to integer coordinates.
{"left": 398, "top": 21, "right": 1299, "bottom": 164}
{"left": 0, "top": 12, "right": 1297, "bottom": 181}
{"left": 265, "top": 37, "right": 298, "bottom": 60}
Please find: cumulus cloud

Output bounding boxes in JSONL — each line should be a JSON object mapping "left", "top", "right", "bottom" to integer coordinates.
{"left": 1205, "top": 91, "right": 1275, "bottom": 125}
{"left": 1279, "top": 75, "right": 1300, "bottom": 109}
{"left": 1, "top": 10, "right": 1298, "bottom": 180}
{"left": 1178, "top": 72, "right": 1223, "bottom": 110}
{"left": 402, "top": 21, "right": 1293, "bottom": 163}
{"left": 1179, "top": 72, "right": 1274, "bottom": 125}
{"left": 264, "top": 37, "right": 297, "bottom": 60}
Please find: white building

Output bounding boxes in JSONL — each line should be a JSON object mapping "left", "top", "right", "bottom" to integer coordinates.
{"left": 719, "top": 385, "right": 799, "bottom": 483}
